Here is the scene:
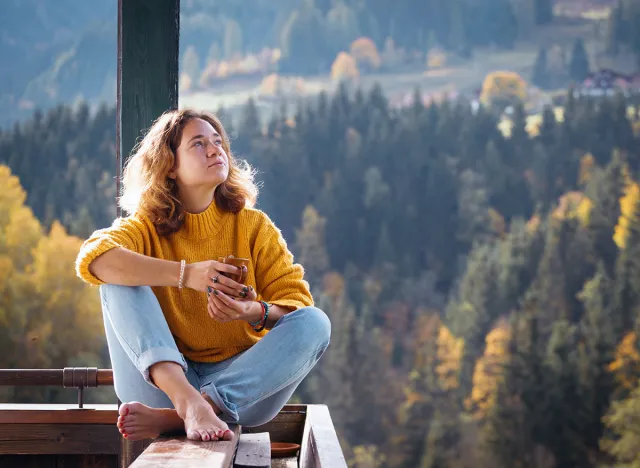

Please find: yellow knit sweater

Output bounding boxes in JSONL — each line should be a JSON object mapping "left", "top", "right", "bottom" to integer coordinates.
{"left": 75, "top": 201, "right": 313, "bottom": 363}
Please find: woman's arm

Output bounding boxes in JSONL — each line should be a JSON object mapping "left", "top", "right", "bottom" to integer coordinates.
{"left": 89, "top": 247, "right": 182, "bottom": 286}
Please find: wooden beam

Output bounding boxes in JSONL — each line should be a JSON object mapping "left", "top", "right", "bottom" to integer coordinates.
{"left": 0, "top": 404, "right": 118, "bottom": 424}
{"left": 0, "top": 454, "right": 118, "bottom": 468}
{"left": 0, "top": 424, "right": 120, "bottom": 455}
{"left": 129, "top": 425, "right": 240, "bottom": 468}
{"left": 299, "top": 405, "right": 347, "bottom": 468}
{"left": 117, "top": 0, "right": 180, "bottom": 217}
{"left": 234, "top": 433, "right": 270, "bottom": 468}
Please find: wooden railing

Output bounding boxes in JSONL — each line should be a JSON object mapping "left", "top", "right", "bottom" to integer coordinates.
{"left": 0, "top": 369, "right": 347, "bottom": 467}
{"left": 0, "top": 368, "right": 114, "bottom": 409}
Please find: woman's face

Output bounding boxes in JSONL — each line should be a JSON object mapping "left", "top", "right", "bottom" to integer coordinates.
{"left": 170, "top": 118, "right": 229, "bottom": 189}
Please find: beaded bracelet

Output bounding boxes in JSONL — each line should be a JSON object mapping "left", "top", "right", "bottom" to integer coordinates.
{"left": 251, "top": 301, "right": 270, "bottom": 332}
{"left": 178, "top": 260, "right": 186, "bottom": 289}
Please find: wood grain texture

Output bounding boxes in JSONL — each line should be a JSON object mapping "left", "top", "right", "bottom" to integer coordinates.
{"left": 0, "top": 424, "right": 120, "bottom": 455}
{"left": 0, "top": 404, "right": 119, "bottom": 424}
{"left": 241, "top": 409, "right": 305, "bottom": 443}
{"left": 120, "top": 437, "right": 151, "bottom": 468}
{"left": 117, "top": 0, "right": 180, "bottom": 218}
{"left": 0, "top": 454, "right": 119, "bottom": 467}
{"left": 299, "top": 405, "right": 346, "bottom": 468}
{"left": 233, "top": 432, "right": 270, "bottom": 467}
{"left": 129, "top": 425, "right": 240, "bottom": 468}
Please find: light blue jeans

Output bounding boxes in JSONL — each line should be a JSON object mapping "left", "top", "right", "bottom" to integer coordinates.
{"left": 99, "top": 284, "right": 330, "bottom": 427}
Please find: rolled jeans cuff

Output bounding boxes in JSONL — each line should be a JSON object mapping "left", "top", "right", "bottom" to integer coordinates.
{"left": 136, "top": 347, "right": 188, "bottom": 388}
{"left": 200, "top": 382, "right": 239, "bottom": 423}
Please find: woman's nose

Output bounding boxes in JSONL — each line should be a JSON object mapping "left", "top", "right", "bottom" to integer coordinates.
{"left": 207, "top": 142, "right": 220, "bottom": 157}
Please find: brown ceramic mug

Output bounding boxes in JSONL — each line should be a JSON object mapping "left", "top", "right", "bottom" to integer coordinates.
{"left": 217, "top": 255, "right": 249, "bottom": 285}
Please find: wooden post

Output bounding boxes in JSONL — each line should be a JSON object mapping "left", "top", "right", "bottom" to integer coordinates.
{"left": 116, "top": 0, "right": 180, "bottom": 218}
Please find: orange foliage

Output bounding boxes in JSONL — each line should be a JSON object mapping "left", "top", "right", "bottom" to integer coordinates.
{"left": 350, "top": 37, "right": 382, "bottom": 71}
{"left": 614, "top": 182, "right": 640, "bottom": 249}
{"left": 331, "top": 52, "right": 360, "bottom": 81}
{"left": 578, "top": 153, "right": 596, "bottom": 186}
{"left": 322, "top": 272, "right": 345, "bottom": 300}
{"left": 552, "top": 191, "right": 592, "bottom": 226}
{"left": 608, "top": 332, "right": 640, "bottom": 393}
{"left": 436, "top": 325, "right": 464, "bottom": 391}
{"left": 480, "top": 71, "right": 528, "bottom": 107}
{"left": 488, "top": 208, "right": 506, "bottom": 238}
{"left": 466, "top": 319, "right": 512, "bottom": 419}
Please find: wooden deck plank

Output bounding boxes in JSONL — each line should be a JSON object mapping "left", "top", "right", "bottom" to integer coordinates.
{"left": 0, "top": 404, "right": 119, "bottom": 424}
{"left": 129, "top": 425, "right": 241, "bottom": 467}
{"left": 0, "top": 454, "right": 119, "bottom": 467}
{"left": 0, "top": 424, "right": 120, "bottom": 455}
{"left": 299, "top": 405, "right": 346, "bottom": 468}
{"left": 233, "top": 432, "right": 270, "bottom": 467}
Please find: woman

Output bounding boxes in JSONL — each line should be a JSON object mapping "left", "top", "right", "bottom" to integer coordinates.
{"left": 75, "top": 109, "right": 331, "bottom": 442}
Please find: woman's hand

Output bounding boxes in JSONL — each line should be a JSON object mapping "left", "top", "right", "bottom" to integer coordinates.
{"left": 183, "top": 260, "right": 244, "bottom": 294}
{"left": 207, "top": 288, "right": 262, "bottom": 323}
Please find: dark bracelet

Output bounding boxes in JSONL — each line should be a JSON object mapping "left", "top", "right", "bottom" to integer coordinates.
{"left": 252, "top": 301, "right": 270, "bottom": 332}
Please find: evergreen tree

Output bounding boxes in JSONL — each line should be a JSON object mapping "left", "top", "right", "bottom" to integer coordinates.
{"left": 577, "top": 263, "right": 616, "bottom": 450}
{"left": 534, "top": 0, "right": 554, "bottom": 25}
{"left": 569, "top": 38, "right": 590, "bottom": 82}
{"left": 544, "top": 320, "right": 589, "bottom": 467}
{"left": 532, "top": 46, "right": 549, "bottom": 89}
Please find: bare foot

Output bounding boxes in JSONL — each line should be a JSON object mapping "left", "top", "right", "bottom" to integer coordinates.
{"left": 176, "top": 396, "right": 234, "bottom": 442}
{"left": 118, "top": 402, "right": 183, "bottom": 441}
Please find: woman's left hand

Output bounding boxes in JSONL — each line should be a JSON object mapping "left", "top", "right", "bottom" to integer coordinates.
{"left": 207, "top": 286, "right": 261, "bottom": 323}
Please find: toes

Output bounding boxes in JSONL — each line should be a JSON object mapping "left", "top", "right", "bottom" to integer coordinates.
{"left": 186, "top": 430, "right": 201, "bottom": 441}
{"left": 198, "top": 430, "right": 210, "bottom": 442}
{"left": 119, "top": 403, "right": 133, "bottom": 417}
{"left": 221, "top": 429, "right": 234, "bottom": 441}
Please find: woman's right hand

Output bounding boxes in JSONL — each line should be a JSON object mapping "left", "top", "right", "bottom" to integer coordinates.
{"left": 183, "top": 260, "right": 243, "bottom": 294}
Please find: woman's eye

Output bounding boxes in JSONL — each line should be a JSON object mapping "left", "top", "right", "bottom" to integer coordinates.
{"left": 193, "top": 141, "right": 203, "bottom": 147}
{"left": 215, "top": 140, "right": 222, "bottom": 146}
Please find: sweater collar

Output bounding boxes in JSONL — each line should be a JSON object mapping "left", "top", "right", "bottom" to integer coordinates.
{"left": 180, "top": 199, "right": 227, "bottom": 239}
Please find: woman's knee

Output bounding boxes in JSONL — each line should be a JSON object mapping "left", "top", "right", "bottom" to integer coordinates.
{"left": 288, "top": 306, "right": 331, "bottom": 351}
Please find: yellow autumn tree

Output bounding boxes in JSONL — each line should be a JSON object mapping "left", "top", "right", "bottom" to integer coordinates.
{"left": 331, "top": 52, "right": 359, "bottom": 81}
{"left": 552, "top": 191, "right": 593, "bottom": 227}
{"left": 466, "top": 319, "right": 512, "bottom": 419}
{"left": 426, "top": 46, "right": 447, "bottom": 69}
{"left": 480, "top": 71, "right": 528, "bottom": 109}
{"left": 578, "top": 153, "right": 596, "bottom": 186}
{"left": 608, "top": 332, "right": 640, "bottom": 396}
{"left": 0, "top": 165, "right": 107, "bottom": 402}
{"left": 614, "top": 181, "right": 640, "bottom": 249}
{"left": 488, "top": 208, "right": 506, "bottom": 239}
{"left": 436, "top": 324, "right": 464, "bottom": 391}
{"left": 350, "top": 37, "right": 381, "bottom": 72}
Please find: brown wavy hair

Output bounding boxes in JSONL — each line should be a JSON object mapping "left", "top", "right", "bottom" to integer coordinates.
{"left": 119, "top": 109, "right": 258, "bottom": 235}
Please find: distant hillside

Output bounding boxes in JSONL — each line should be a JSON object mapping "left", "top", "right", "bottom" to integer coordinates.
{"left": 3, "top": 0, "right": 637, "bottom": 129}
{"left": 0, "top": 0, "right": 117, "bottom": 127}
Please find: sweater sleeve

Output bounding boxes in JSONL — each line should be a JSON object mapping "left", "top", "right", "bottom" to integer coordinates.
{"left": 75, "top": 215, "right": 149, "bottom": 286}
{"left": 251, "top": 211, "right": 314, "bottom": 311}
